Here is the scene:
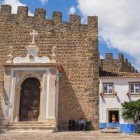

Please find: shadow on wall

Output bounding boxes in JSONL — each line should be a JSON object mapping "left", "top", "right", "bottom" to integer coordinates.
{"left": 101, "top": 97, "right": 106, "bottom": 103}
{"left": 116, "top": 96, "right": 121, "bottom": 103}
{"left": 2, "top": 86, "right": 9, "bottom": 106}
{"left": 0, "top": 81, "right": 10, "bottom": 133}
{"left": 58, "top": 70, "right": 86, "bottom": 130}
{"left": 1, "top": 82, "right": 9, "bottom": 122}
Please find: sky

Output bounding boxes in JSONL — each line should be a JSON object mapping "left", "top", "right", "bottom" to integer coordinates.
{"left": 0, "top": 0, "right": 140, "bottom": 70}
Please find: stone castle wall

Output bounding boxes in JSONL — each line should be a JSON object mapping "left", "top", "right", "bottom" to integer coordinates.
{"left": 100, "top": 53, "right": 137, "bottom": 73}
{"left": 0, "top": 5, "right": 99, "bottom": 129}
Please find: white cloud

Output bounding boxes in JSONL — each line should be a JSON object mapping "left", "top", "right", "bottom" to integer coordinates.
{"left": 69, "top": 6, "right": 76, "bottom": 14}
{"left": 40, "top": 0, "right": 48, "bottom": 5}
{"left": 100, "top": 55, "right": 104, "bottom": 59}
{"left": 77, "top": 0, "right": 140, "bottom": 70}
{"left": 3, "top": 0, "right": 33, "bottom": 16}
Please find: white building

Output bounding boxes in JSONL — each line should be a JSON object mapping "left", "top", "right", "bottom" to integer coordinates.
{"left": 99, "top": 71, "right": 140, "bottom": 133}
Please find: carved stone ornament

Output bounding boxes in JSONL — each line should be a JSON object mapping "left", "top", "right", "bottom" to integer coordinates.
{"left": 51, "top": 46, "right": 57, "bottom": 63}
{"left": 6, "top": 46, "right": 13, "bottom": 63}
{"left": 13, "top": 30, "right": 50, "bottom": 64}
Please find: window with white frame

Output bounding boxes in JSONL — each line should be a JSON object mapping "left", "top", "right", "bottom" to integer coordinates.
{"left": 103, "top": 83, "right": 114, "bottom": 94}
{"left": 129, "top": 82, "right": 140, "bottom": 94}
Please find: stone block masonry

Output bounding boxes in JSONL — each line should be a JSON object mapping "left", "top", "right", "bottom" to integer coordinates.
{"left": 0, "top": 5, "right": 99, "bottom": 129}
{"left": 100, "top": 53, "right": 137, "bottom": 73}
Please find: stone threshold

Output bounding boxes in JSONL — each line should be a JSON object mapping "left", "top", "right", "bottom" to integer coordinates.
{"left": 101, "top": 128, "right": 120, "bottom": 133}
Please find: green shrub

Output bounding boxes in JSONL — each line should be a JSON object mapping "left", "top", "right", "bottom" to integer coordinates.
{"left": 137, "top": 129, "right": 140, "bottom": 134}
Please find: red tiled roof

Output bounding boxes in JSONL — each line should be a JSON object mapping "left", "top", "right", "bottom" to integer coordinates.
{"left": 100, "top": 71, "right": 140, "bottom": 78}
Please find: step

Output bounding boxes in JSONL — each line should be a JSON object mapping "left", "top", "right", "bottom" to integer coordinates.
{"left": 10, "top": 121, "right": 47, "bottom": 124}
{"left": 0, "top": 125, "right": 55, "bottom": 129}
{"left": 8, "top": 126, "right": 55, "bottom": 130}
{"left": 0, "top": 122, "right": 56, "bottom": 131}
{"left": 101, "top": 128, "right": 120, "bottom": 133}
{"left": 9, "top": 123, "right": 50, "bottom": 126}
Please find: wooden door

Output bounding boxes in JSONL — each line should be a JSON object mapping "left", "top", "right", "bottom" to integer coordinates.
{"left": 19, "top": 78, "right": 40, "bottom": 121}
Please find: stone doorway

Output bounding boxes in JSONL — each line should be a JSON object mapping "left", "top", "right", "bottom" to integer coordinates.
{"left": 19, "top": 78, "right": 40, "bottom": 121}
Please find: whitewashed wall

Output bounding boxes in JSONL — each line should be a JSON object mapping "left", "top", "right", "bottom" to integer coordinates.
{"left": 99, "top": 77, "right": 140, "bottom": 124}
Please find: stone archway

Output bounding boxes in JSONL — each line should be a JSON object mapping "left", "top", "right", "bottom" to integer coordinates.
{"left": 19, "top": 77, "right": 40, "bottom": 121}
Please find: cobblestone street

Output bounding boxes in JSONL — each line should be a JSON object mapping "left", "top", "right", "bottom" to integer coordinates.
{"left": 0, "top": 130, "right": 140, "bottom": 140}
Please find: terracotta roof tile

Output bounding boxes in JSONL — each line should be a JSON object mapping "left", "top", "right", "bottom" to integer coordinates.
{"left": 100, "top": 71, "right": 140, "bottom": 78}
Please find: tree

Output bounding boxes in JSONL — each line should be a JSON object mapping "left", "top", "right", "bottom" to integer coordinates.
{"left": 121, "top": 99, "right": 140, "bottom": 129}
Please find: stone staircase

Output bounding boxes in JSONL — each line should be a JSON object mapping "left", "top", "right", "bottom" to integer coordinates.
{"left": 0, "top": 122, "right": 56, "bottom": 132}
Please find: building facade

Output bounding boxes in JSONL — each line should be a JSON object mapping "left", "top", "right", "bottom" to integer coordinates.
{"left": 99, "top": 72, "right": 140, "bottom": 133}
{"left": 0, "top": 4, "right": 138, "bottom": 131}
{"left": 0, "top": 5, "right": 99, "bottom": 130}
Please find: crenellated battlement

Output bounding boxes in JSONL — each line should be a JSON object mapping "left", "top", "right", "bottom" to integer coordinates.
{"left": 88, "top": 16, "right": 98, "bottom": 27}
{"left": 1, "top": 5, "right": 11, "bottom": 14}
{"left": 105, "top": 53, "right": 113, "bottom": 60}
{"left": 17, "top": 6, "right": 28, "bottom": 16}
{"left": 100, "top": 53, "right": 137, "bottom": 73}
{"left": 0, "top": 5, "right": 97, "bottom": 27}
{"left": 35, "top": 8, "right": 46, "bottom": 18}
{"left": 118, "top": 53, "right": 124, "bottom": 61}
{"left": 70, "top": 14, "right": 81, "bottom": 25}
{"left": 53, "top": 11, "right": 62, "bottom": 23}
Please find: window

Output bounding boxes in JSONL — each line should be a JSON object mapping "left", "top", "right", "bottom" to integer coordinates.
{"left": 103, "top": 83, "right": 113, "bottom": 94}
{"left": 129, "top": 82, "right": 140, "bottom": 94}
{"left": 108, "top": 110, "right": 119, "bottom": 123}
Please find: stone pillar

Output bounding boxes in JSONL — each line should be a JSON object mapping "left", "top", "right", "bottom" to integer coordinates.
{"left": 46, "top": 68, "right": 58, "bottom": 127}
{"left": 4, "top": 68, "right": 11, "bottom": 121}
{"left": 38, "top": 72, "right": 47, "bottom": 121}
{"left": 9, "top": 76, "right": 16, "bottom": 122}
{"left": 14, "top": 87, "right": 21, "bottom": 122}
{"left": 55, "top": 70, "right": 59, "bottom": 128}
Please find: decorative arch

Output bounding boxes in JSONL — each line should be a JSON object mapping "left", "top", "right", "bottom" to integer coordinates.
{"left": 19, "top": 77, "right": 41, "bottom": 121}
{"left": 14, "top": 73, "right": 42, "bottom": 122}
{"left": 17, "top": 73, "right": 42, "bottom": 88}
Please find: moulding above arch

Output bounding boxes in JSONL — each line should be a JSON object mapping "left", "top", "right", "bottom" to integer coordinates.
{"left": 16, "top": 73, "right": 42, "bottom": 88}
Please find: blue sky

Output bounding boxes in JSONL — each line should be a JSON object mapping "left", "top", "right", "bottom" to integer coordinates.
{"left": 0, "top": 0, "right": 139, "bottom": 70}
{"left": 19, "top": 0, "right": 78, "bottom": 20}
